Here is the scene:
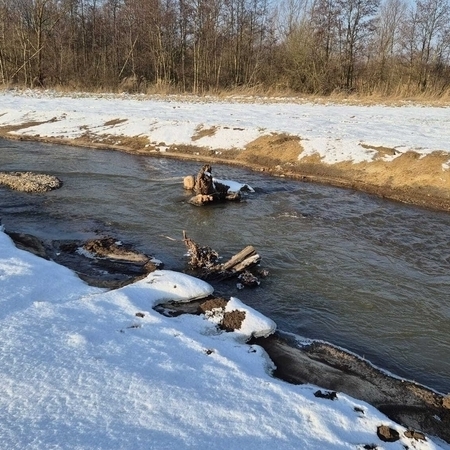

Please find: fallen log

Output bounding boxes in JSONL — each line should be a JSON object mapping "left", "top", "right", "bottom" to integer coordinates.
{"left": 182, "top": 231, "right": 262, "bottom": 282}
{"left": 222, "top": 246, "right": 259, "bottom": 272}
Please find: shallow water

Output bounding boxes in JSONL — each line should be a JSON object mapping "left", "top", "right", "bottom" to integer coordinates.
{"left": 1, "top": 138, "right": 450, "bottom": 394}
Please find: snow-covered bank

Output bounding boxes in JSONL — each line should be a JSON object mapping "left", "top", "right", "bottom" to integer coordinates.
{"left": 1, "top": 89, "right": 450, "bottom": 164}
{"left": 0, "top": 227, "right": 448, "bottom": 449}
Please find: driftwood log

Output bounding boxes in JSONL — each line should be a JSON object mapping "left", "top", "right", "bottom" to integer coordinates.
{"left": 182, "top": 231, "right": 262, "bottom": 282}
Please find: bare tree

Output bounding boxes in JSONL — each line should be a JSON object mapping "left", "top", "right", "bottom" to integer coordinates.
{"left": 336, "top": 0, "right": 380, "bottom": 90}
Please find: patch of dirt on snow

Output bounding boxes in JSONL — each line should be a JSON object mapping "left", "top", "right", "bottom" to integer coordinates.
{"left": 221, "top": 310, "right": 246, "bottom": 331}
{"left": 197, "top": 298, "right": 246, "bottom": 332}
{"left": 104, "top": 118, "right": 128, "bottom": 127}
{"left": 192, "top": 125, "right": 218, "bottom": 141}
{"left": 0, "top": 119, "right": 57, "bottom": 134}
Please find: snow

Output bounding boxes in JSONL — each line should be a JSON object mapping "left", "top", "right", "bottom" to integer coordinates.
{"left": 214, "top": 178, "right": 256, "bottom": 193}
{"left": 1, "top": 90, "right": 450, "bottom": 448}
{"left": 0, "top": 227, "right": 449, "bottom": 449}
{"left": 1, "top": 89, "right": 450, "bottom": 167}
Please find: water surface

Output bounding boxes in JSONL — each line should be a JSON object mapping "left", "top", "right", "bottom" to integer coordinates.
{"left": 1, "top": 138, "right": 449, "bottom": 394}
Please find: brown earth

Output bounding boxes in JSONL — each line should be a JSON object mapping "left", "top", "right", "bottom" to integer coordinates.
{"left": 2, "top": 124, "right": 450, "bottom": 212}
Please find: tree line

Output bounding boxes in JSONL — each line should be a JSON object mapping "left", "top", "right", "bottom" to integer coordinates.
{"left": 0, "top": 0, "right": 449, "bottom": 96}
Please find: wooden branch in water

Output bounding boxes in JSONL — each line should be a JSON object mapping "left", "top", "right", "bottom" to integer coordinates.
{"left": 182, "top": 231, "right": 261, "bottom": 280}
{"left": 222, "top": 246, "right": 259, "bottom": 272}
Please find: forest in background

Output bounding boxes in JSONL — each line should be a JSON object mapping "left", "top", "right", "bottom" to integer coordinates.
{"left": 0, "top": 0, "right": 449, "bottom": 97}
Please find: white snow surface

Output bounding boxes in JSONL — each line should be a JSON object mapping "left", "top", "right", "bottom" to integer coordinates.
{"left": 1, "top": 89, "right": 450, "bottom": 166}
{"left": 1, "top": 90, "right": 450, "bottom": 448}
{"left": 0, "top": 228, "right": 448, "bottom": 449}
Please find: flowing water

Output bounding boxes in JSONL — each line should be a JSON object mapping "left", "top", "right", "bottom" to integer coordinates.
{"left": 1, "top": 138, "right": 450, "bottom": 394}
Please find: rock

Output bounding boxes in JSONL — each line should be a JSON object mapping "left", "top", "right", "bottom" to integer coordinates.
{"left": 183, "top": 175, "right": 195, "bottom": 190}
{"left": 188, "top": 194, "right": 214, "bottom": 206}
{"left": 404, "top": 429, "right": 426, "bottom": 441}
{"left": 314, "top": 390, "right": 337, "bottom": 400}
{"left": 377, "top": 425, "right": 400, "bottom": 442}
{"left": 237, "top": 270, "right": 260, "bottom": 287}
{"left": 0, "top": 171, "right": 62, "bottom": 193}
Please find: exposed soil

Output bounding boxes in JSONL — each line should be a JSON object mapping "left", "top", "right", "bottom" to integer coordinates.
{"left": 2, "top": 127, "right": 450, "bottom": 212}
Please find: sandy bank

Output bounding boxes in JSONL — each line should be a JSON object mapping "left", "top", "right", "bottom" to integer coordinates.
{"left": 3, "top": 131, "right": 450, "bottom": 212}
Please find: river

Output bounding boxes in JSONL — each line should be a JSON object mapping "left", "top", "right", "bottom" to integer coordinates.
{"left": 1, "top": 137, "right": 449, "bottom": 394}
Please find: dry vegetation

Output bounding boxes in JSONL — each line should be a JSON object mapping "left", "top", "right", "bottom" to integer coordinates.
{"left": 1, "top": 0, "right": 450, "bottom": 98}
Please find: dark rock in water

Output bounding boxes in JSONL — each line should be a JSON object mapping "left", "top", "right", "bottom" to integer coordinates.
{"left": 237, "top": 270, "right": 260, "bottom": 287}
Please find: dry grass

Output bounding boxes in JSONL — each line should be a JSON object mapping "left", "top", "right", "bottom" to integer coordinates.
{"left": 3, "top": 83, "right": 450, "bottom": 106}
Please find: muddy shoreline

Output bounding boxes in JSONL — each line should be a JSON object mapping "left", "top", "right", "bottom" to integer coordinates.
{"left": 2, "top": 132, "right": 450, "bottom": 213}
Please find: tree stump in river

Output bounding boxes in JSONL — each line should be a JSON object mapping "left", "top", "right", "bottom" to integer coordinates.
{"left": 184, "top": 165, "right": 241, "bottom": 206}
{"left": 195, "top": 164, "right": 215, "bottom": 196}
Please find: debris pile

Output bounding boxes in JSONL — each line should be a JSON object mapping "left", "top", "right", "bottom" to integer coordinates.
{"left": 182, "top": 231, "right": 266, "bottom": 287}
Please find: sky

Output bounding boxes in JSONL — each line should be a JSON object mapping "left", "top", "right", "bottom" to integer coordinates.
{"left": 1, "top": 89, "right": 450, "bottom": 449}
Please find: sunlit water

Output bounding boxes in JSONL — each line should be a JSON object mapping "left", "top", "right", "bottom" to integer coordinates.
{"left": 1, "top": 138, "right": 450, "bottom": 394}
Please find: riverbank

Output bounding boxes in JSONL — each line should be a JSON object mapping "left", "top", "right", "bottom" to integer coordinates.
{"left": 1, "top": 89, "right": 450, "bottom": 212}
{"left": 3, "top": 199, "right": 450, "bottom": 445}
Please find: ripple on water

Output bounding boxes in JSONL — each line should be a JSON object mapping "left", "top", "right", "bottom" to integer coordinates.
{"left": 1, "top": 138, "right": 450, "bottom": 393}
